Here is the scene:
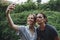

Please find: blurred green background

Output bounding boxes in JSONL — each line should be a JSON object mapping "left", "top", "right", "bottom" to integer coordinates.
{"left": 0, "top": 0, "right": 60, "bottom": 40}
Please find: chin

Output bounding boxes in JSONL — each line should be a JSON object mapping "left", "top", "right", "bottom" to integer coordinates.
{"left": 28, "top": 23, "right": 32, "bottom": 25}
{"left": 37, "top": 22, "right": 42, "bottom": 24}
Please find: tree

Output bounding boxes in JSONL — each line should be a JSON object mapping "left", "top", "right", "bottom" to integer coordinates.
{"left": 48, "top": 0, "right": 60, "bottom": 11}
{"left": 36, "top": 0, "right": 41, "bottom": 9}
{"left": 27, "top": 0, "right": 32, "bottom": 3}
{"left": 37, "top": 0, "right": 41, "bottom": 3}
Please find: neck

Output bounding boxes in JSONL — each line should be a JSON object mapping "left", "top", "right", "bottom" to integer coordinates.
{"left": 29, "top": 25, "right": 35, "bottom": 35}
{"left": 29, "top": 25, "right": 34, "bottom": 29}
{"left": 39, "top": 23, "right": 46, "bottom": 31}
{"left": 29, "top": 25, "right": 35, "bottom": 31}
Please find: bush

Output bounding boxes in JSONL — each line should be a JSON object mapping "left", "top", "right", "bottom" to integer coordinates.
{"left": 14, "top": 2, "right": 37, "bottom": 13}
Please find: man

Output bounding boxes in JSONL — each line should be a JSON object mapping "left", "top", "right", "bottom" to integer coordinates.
{"left": 36, "top": 13, "right": 59, "bottom": 40}
{"left": 6, "top": 4, "right": 37, "bottom": 40}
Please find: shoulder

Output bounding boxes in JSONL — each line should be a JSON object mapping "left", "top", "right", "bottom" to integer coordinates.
{"left": 18, "top": 25, "right": 26, "bottom": 31}
{"left": 18, "top": 25, "right": 25, "bottom": 27}
{"left": 46, "top": 24, "right": 56, "bottom": 31}
{"left": 46, "top": 24, "right": 58, "bottom": 36}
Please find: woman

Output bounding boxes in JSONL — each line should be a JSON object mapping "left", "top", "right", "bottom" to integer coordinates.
{"left": 6, "top": 4, "right": 37, "bottom": 40}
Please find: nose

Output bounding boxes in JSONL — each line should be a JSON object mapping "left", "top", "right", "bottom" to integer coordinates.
{"left": 28, "top": 19, "right": 31, "bottom": 21}
{"left": 28, "top": 18, "right": 32, "bottom": 21}
{"left": 36, "top": 17, "right": 42, "bottom": 22}
{"left": 36, "top": 18, "right": 39, "bottom": 21}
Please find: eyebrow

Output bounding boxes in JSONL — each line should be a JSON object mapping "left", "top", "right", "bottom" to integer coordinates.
{"left": 38, "top": 16, "right": 42, "bottom": 18}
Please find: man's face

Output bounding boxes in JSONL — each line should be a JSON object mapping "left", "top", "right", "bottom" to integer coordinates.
{"left": 36, "top": 14, "right": 45, "bottom": 25}
{"left": 27, "top": 15, "right": 35, "bottom": 25}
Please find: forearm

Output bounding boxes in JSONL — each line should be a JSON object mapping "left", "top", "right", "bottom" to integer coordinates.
{"left": 6, "top": 12, "right": 14, "bottom": 27}
{"left": 6, "top": 11, "right": 20, "bottom": 31}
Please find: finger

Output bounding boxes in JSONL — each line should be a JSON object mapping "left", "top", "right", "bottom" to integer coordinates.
{"left": 9, "top": 5, "right": 15, "bottom": 9}
{"left": 8, "top": 4, "right": 15, "bottom": 8}
{"left": 7, "top": 4, "right": 15, "bottom": 12}
{"left": 6, "top": 8, "right": 11, "bottom": 13}
{"left": 12, "top": 3, "right": 16, "bottom": 6}
{"left": 10, "top": 5, "right": 15, "bottom": 7}
{"left": 11, "top": 3, "right": 16, "bottom": 7}
{"left": 9, "top": 7, "right": 14, "bottom": 10}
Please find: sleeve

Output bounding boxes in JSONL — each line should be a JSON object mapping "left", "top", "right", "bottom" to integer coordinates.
{"left": 17, "top": 25, "right": 25, "bottom": 32}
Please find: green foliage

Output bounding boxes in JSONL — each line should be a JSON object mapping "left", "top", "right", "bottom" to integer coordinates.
{"left": 1, "top": 10, "right": 60, "bottom": 40}
{"left": 0, "top": 1, "right": 60, "bottom": 40}
{"left": 14, "top": 2, "right": 37, "bottom": 13}
{"left": 46, "top": 0, "right": 60, "bottom": 11}
{"left": 0, "top": 21, "right": 19, "bottom": 40}
{"left": 37, "top": 0, "right": 41, "bottom": 3}
{"left": 37, "top": 0, "right": 60, "bottom": 11}
{"left": 27, "top": 0, "right": 32, "bottom": 3}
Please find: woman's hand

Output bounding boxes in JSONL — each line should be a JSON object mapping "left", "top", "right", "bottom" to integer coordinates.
{"left": 6, "top": 3, "right": 16, "bottom": 14}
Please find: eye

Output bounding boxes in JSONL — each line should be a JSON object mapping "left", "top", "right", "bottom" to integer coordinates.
{"left": 27, "top": 17, "right": 34, "bottom": 19}
{"left": 37, "top": 16, "right": 42, "bottom": 18}
{"left": 31, "top": 18, "right": 34, "bottom": 19}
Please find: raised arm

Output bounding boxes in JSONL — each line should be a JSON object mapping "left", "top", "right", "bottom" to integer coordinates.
{"left": 6, "top": 4, "right": 19, "bottom": 31}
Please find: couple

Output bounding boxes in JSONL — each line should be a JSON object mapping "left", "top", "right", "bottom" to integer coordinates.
{"left": 6, "top": 4, "right": 59, "bottom": 40}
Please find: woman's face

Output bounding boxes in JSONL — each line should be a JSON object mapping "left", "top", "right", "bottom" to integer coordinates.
{"left": 36, "top": 14, "right": 45, "bottom": 25}
{"left": 27, "top": 14, "right": 35, "bottom": 25}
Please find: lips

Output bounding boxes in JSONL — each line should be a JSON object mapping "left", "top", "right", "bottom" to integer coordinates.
{"left": 28, "top": 20, "right": 33, "bottom": 23}
{"left": 27, "top": 20, "right": 34, "bottom": 24}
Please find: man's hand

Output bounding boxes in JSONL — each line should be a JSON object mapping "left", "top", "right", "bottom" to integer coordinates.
{"left": 6, "top": 3, "right": 16, "bottom": 14}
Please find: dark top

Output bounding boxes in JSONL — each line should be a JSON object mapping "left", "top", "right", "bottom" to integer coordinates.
{"left": 37, "top": 24, "right": 58, "bottom": 40}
